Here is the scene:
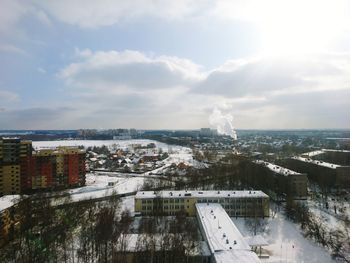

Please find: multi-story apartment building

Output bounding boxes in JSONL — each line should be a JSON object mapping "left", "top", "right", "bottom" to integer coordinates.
{"left": 301, "top": 149, "right": 350, "bottom": 166}
{"left": 286, "top": 156, "right": 350, "bottom": 188}
{"left": 28, "top": 147, "right": 86, "bottom": 190}
{"left": 252, "top": 160, "right": 308, "bottom": 199}
{"left": 0, "top": 138, "right": 86, "bottom": 195}
{"left": 135, "top": 190, "right": 269, "bottom": 217}
{"left": 0, "top": 138, "right": 32, "bottom": 195}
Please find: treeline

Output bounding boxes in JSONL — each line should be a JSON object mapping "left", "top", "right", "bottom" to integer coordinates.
{"left": 167, "top": 154, "right": 279, "bottom": 197}
{"left": 133, "top": 213, "right": 200, "bottom": 263}
{"left": 1, "top": 193, "right": 202, "bottom": 263}
{"left": 0, "top": 194, "right": 133, "bottom": 263}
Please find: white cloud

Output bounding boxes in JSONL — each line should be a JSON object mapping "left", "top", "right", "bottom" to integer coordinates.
{"left": 34, "top": 0, "right": 202, "bottom": 28}
{"left": 197, "top": 54, "right": 350, "bottom": 97}
{"left": 55, "top": 49, "right": 350, "bottom": 129}
{"left": 37, "top": 67, "right": 46, "bottom": 74}
{"left": 0, "top": 44, "right": 27, "bottom": 55}
{"left": 59, "top": 49, "right": 203, "bottom": 91}
{"left": 0, "top": 90, "right": 19, "bottom": 102}
{"left": 0, "top": 0, "right": 29, "bottom": 33}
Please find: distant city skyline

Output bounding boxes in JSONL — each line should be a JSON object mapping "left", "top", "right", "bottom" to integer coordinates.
{"left": 1, "top": 0, "right": 350, "bottom": 129}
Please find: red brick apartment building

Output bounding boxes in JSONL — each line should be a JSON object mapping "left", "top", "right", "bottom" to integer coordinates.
{"left": 0, "top": 138, "right": 86, "bottom": 196}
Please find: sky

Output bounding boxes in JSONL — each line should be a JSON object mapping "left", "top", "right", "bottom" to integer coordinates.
{"left": 0, "top": 0, "right": 350, "bottom": 130}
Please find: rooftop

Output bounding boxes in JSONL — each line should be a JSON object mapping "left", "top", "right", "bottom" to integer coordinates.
{"left": 34, "top": 147, "right": 85, "bottom": 155}
{"left": 301, "top": 150, "right": 325, "bottom": 157}
{"left": 196, "top": 203, "right": 260, "bottom": 263}
{"left": 253, "top": 160, "right": 303, "bottom": 176}
{"left": 292, "top": 156, "right": 341, "bottom": 169}
{"left": 323, "top": 149, "right": 350, "bottom": 154}
{"left": 135, "top": 190, "right": 268, "bottom": 199}
{"left": 302, "top": 149, "right": 350, "bottom": 157}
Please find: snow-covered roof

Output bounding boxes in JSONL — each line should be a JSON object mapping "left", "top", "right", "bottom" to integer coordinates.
{"left": 196, "top": 203, "right": 261, "bottom": 263}
{"left": 323, "top": 149, "right": 350, "bottom": 153}
{"left": 302, "top": 149, "right": 350, "bottom": 158}
{"left": 0, "top": 195, "right": 20, "bottom": 212}
{"left": 292, "top": 156, "right": 340, "bottom": 169}
{"left": 253, "top": 160, "right": 304, "bottom": 177}
{"left": 135, "top": 190, "right": 268, "bottom": 199}
{"left": 301, "top": 150, "right": 325, "bottom": 157}
{"left": 245, "top": 235, "right": 269, "bottom": 247}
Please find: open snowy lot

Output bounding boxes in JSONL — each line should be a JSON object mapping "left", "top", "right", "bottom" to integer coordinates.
{"left": 232, "top": 213, "right": 336, "bottom": 263}
{"left": 55, "top": 173, "right": 145, "bottom": 204}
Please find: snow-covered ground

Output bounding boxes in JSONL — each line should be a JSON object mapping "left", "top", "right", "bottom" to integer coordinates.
{"left": 117, "top": 200, "right": 336, "bottom": 262}
{"left": 232, "top": 213, "right": 336, "bottom": 263}
{"left": 32, "top": 139, "right": 193, "bottom": 204}
{"left": 120, "top": 196, "right": 135, "bottom": 213}
{"left": 32, "top": 139, "right": 190, "bottom": 154}
{"left": 54, "top": 173, "right": 145, "bottom": 204}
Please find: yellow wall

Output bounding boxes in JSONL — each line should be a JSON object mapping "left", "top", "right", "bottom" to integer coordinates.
{"left": 135, "top": 195, "right": 270, "bottom": 217}
{"left": 0, "top": 165, "right": 20, "bottom": 195}
{"left": 184, "top": 197, "right": 197, "bottom": 216}
{"left": 135, "top": 199, "right": 142, "bottom": 212}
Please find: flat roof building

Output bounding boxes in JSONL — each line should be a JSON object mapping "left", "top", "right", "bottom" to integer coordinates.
{"left": 196, "top": 203, "right": 261, "bottom": 263}
{"left": 135, "top": 190, "right": 269, "bottom": 217}
{"left": 301, "top": 149, "right": 350, "bottom": 166}
{"left": 286, "top": 156, "right": 350, "bottom": 188}
{"left": 253, "top": 160, "right": 308, "bottom": 199}
{"left": 0, "top": 138, "right": 31, "bottom": 195}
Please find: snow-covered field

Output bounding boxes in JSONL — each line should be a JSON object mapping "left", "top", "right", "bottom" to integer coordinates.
{"left": 233, "top": 214, "right": 336, "bottom": 263}
{"left": 32, "top": 139, "right": 190, "bottom": 154}
{"left": 55, "top": 173, "right": 145, "bottom": 204}
{"left": 34, "top": 138, "right": 195, "bottom": 170}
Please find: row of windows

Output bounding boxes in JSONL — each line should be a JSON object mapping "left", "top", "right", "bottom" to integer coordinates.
{"left": 197, "top": 198, "right": 264, "bottom": 204}
{"left": 140, "top": 204, "right": 264, "bottom": 212}
{"left": 142, "top": 205, "right": 187, "bottom": 211}
{"left": 140, "top": 198, "right": 265, "bottom": 204}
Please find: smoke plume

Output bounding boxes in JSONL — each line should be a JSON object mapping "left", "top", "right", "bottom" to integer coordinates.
{"left": 209, "top": 107, "right": 237, "bottom": 140}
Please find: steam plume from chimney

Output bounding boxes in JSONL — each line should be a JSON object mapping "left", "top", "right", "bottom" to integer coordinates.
{"left": 209, "top": 107, "right": 237, "bottom": 140}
